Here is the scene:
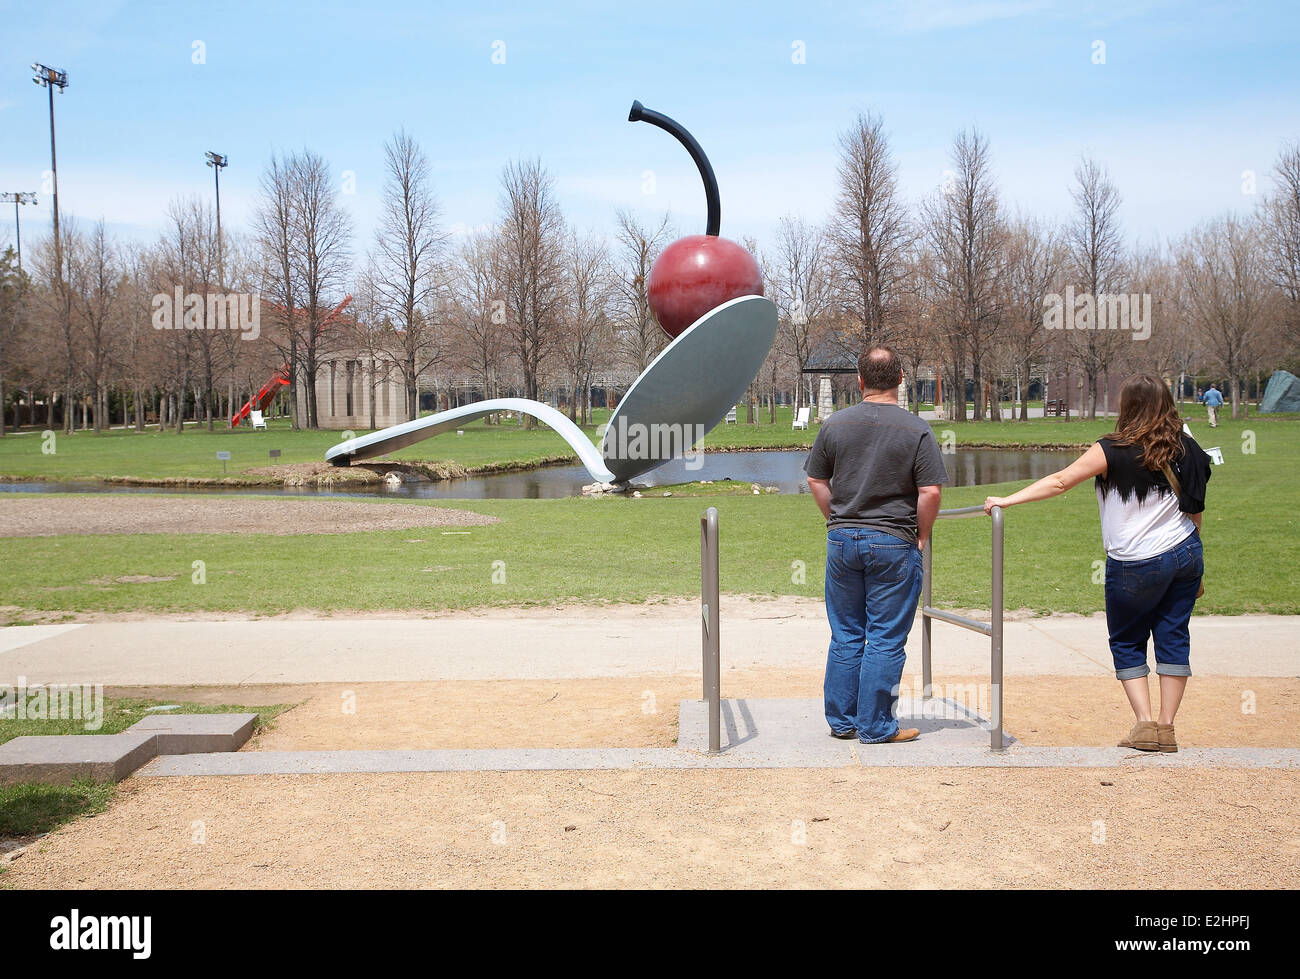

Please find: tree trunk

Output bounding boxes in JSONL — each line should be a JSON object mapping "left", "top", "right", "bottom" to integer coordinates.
{"left": 174, "top": 374, "right": 189, "bottom": 434}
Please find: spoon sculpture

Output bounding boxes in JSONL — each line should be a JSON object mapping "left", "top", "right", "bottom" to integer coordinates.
{"left": 326, "top": 102, "right": 779, "bottom": 484}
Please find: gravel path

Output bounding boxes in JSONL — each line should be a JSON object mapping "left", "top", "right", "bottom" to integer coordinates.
{"left": 5, "top": 767, "right": 1295, "bottom": 888}
{"left": 0, "top": 496, "right": 496, "bottom": 537}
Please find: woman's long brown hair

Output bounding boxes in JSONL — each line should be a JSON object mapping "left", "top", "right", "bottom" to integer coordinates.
{"left": 1105, "top": 373, "right": 1185, "bottom": 470}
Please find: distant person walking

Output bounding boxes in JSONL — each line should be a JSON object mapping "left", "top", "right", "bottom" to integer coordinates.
{"left": 983, "top": 373, "right": 1212, "bottom": 752}
{"left": 805, "top": 346, "right": 948, "bottom": 744}
{"left": 1200, "top": 383, "right": 1224, "bottom": 427}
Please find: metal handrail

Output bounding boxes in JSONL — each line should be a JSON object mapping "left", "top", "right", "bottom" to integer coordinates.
{"left": 921, "top": 504, "right": 1005, "bottom": 750}
{"left": 700, "top": 506, "right": 721, "bottom": 754}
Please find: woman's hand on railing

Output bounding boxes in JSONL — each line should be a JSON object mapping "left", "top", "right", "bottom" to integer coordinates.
{"left": 983, "top": 496, "right": 1008, "bottom": 516}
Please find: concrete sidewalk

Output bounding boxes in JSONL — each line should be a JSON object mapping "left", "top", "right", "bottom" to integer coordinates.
{"left": 136, "top": 698, "right": 1300, "bottom": 774}
{"left": 0, "top": 607, "right": 1294, "bottom": 685}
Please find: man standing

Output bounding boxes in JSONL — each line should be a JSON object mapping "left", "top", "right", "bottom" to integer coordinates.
{"left": 1200, "top": 383, "right": 1224, "bottom": 428}
{"left": 804, "top": 346, "right": 948, "bottom": 744}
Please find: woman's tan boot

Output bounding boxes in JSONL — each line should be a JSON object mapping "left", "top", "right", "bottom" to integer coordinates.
{"left": 1119, "top": 721, "right": 1159, "bottom": 751}
{"left": 1156, "top": 723, "right": 1177, "bottom": 753}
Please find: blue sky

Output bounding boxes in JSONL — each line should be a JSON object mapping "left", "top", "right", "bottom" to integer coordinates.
{"left": 2, "top": 0, "right": 1298, "bottom": 260}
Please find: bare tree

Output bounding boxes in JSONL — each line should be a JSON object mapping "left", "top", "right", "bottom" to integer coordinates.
{"left": 611, "top": 209, "right": 672, "bottom": 373}
{"left": 372, "top": 130, "right": 446, "bottom": 420}
{"left": 290, "top": 151, "right": 352, "bottom": 428}
{"left": 1178, "top": 214, "right": 1274, "bottom": 418}
{"left": 771, "top": 215, "right": 834, "bottom": 411}
{"left": 895, "top": 244, "right": 943, "bottom": 414}
{"left": 69, "top": 220, "right": 123, "bottom": 432}
{"left": 921, "top": 129, "right": 1005, "bottom": 420}
{"left": 1260, "top": 142, "right": 1300, "bottom": 352}
{"left": 35, "top": 219, "right": 82, "bottom": 432}
{"left": 154, "top": 201, "right": 202, "bottom": 433}
{"left": 828, "top": 111, "right": 911, "bottom": 348}
{"left": 347, "top": 266, "right": 396, "bottom": 430}
{"left": 451, "top": 229, "right": 508, "bottom": 416}
{"left": 255, "top": 154, "right": 302, "bottom": 428}
{"left": 1001, "top": 215, "right": 1065, "bottom": 420}
{"left": 558, "top": 231, "right": 612, "bottom": 424}
{"left": 1065, "top": 157, "right": 1127, "bottom": 418}
{"left": 498, "top": 158, "right": 566, "bottom": 425}
{"left": 0, "top": 246, "right": 29, "bottom": 436}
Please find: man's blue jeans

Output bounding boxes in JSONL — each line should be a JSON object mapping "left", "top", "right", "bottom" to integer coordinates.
{"left": 823, "top": 527, "right": 923, "bottom": 742}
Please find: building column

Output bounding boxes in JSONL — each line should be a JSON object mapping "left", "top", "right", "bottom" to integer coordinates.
{"left": 817, "top": 375, "right": 834, "bottom": 422}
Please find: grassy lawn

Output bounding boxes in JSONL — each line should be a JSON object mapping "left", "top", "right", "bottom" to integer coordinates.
{"left": 0, "top": 416, "right": 610, "bottom": 483}
{"left": 0, "top": 414, "right": 1293, "bottom": 617}
{"left": 0, "top": 409, "right": 815, "bottom": 482}
{"left": 1, "top": 405, "right": 1274, "bottom": 482}
{"left": 0, "top": 415, "right": 1293, "bottom": 617}
{"left": 0, "top": 697, "right": 292, "bottom": 747}
{"left": 0, "top": 780, "right": 115, "bottom": 842}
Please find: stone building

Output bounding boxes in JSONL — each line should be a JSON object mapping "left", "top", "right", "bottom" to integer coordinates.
{"left": 292, "top": 353, "right": 409, "bottom": 431}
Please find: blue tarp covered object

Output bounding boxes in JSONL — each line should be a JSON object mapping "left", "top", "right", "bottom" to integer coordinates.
{"left": 1261, "top": 370, "right": 1300, "bottom": 413}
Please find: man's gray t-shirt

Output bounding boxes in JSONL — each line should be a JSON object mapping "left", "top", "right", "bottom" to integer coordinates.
{"left": 803, "top": 402, "right": 949, "bottom": 544}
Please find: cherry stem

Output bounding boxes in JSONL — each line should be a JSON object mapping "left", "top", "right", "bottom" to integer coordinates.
{"left": 628, "top": 100, "right": 720, "bottom": 237}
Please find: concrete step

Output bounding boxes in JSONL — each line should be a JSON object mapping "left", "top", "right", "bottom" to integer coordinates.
{"left": 0, "top": 713, "right": 256, "bottom": 786}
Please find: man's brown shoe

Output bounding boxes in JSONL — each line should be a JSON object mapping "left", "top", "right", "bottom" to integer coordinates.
{"left": 1157, "top": 723, "right": 1178, "bottom": 753}
{"left": 1118, "top": 721, "right": 1159, "bottom": 751}
{"left": 884, "top": 728, "right": 920, "bottom": 744}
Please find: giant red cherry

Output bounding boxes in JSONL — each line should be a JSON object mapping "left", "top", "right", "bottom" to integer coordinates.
{"left": 629, "top": 100, "right": 763, "bottom": 339}
{"left": 648, "top": 234, "right": 763, "bottom": 338}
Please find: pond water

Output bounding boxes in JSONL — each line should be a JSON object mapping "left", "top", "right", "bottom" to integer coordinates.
{"left": 2, "top": 448, "right": 1075, "bottom": 500}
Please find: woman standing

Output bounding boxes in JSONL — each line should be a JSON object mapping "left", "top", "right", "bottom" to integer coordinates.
{"left": 983, "top": 374, "right": 1213, "bottom": 751}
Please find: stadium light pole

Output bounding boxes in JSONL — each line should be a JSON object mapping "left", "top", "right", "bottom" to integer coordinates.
{"left": 1, "top": 192, "right": 38, "bottom": 272}
{"left": 31, "top": 63, "right": 68, "bottom": 277}
{"left": 205, "top": 151, "right": 228, "bottom": 286}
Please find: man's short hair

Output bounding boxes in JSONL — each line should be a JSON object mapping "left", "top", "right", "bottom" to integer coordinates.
{"left": 858, "top": 346, "right": 903, "bottom": 391}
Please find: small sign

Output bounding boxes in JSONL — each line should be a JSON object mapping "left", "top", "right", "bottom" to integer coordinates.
{"left": 269, "top": 449, "right": 281, "bottom": 460}
{"left": 216, "top": 451, "right": 231, "bottom": 461}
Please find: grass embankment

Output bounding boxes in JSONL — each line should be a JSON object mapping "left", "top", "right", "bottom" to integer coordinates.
{"left": 0, "top": 403, "right": 1246, "bottom": 482}
{"left": 0, "top": 415, "right": 1292, "bottom": 617}
{"left": 0, "top": 697, "right": 290, "bottom": 747}
{"left": 0, "top": 699, "right": 291, "bottom": 843}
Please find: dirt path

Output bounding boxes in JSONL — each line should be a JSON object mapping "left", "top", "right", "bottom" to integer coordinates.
{"left": 114, "top": 672, "right": 1300, "bottom": 750}
{"left": 0, "top": 496, "right": 495, "bottom": 537}
{"left": 6, "top": 767, "right": 1296, "bottom": 888}
{"left": 4, "top": 671, "right": 1296, "bottom": 889}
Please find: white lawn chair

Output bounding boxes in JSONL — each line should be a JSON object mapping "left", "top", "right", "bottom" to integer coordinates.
{"left": 724, "top": 406, "right": 738, "bottom": 424}
{"left": 250, "top": 410, "right": 267, "bottom": 431}
{"left": 792, "top": 406, "right": 810, "bottom": 430}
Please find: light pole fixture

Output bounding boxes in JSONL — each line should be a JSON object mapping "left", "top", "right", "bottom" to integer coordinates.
{"left": 1, "top": 192, "right": 37, "bottom": 271}
{"left": 205, "top": 151, "right": 228, "bottom": 286}
{"left": 31, "top": 63, "right": 68, "bottom": 277}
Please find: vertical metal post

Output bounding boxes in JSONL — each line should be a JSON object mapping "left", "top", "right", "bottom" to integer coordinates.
{"left": 214, "top": 163, "right": 223, "bottom": 285}
{"left": 990, "top": 506, "right": 1005, "bottom": 750}
{"left": 921, "top": 537, "right": 933, "bottom": 698}
{"left": 700, "top": 506, "right": 721, "bottom": 754}
{"left": 47, "top": 80, "right": 60, "bottom": 274}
